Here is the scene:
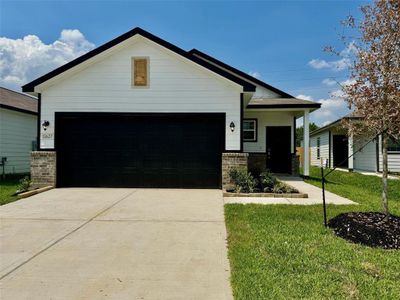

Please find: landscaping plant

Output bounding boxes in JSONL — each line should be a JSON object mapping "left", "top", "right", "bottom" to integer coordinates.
{"left": 272, "top": 181, "right": 299, "bottom": 194}
{"left": 259, "top": 170, "right": 277, "bottom": 192}
{"left": 228, "top": 168, "right": 258, "bottom": 193}
{"left": 16, "top": 176, "right": 31, "bottom": 194}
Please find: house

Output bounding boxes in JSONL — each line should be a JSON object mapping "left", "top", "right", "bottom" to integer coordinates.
{"left": 22, "top": 27, "right": 320, "bottom": 189}
{"left": 310, "top": 114, "right": 400, "bottom": 173}
{"left": 0, "top": 87, "right": 38, "bottom": 175}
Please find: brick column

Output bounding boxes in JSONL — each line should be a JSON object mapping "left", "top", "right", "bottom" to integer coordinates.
{"left": 248, "top": 153, "right": 267, "bottom": 176}
{"left": 31, "top": 151, "right": 56, "bottom": 188}
{"left": 222, "top": 152, "right": 248, "bottom": 190}
{"left": 291, "top": 154, "right": 300, "bottom": 176}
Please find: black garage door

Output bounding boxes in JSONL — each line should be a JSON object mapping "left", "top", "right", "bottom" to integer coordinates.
{"left": 55, "top": 113, "right": 225, "bottom": 188}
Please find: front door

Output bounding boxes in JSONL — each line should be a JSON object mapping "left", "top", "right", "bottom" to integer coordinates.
{"left": 333, "top": 135, "right": 348, "bottom": 168}
{"left": 266, "top": 126, "right": 291, "bottom": 173}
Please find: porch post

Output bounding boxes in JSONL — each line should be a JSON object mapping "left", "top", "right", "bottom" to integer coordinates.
{"left": 303, "top": 109, "right": 310, "bottom": 177}
{"left": 348, "top": 132, "right": 354, "bottom": 171}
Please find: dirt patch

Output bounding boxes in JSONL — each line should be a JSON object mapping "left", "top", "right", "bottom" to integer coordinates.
{"left": 328, "top": 212, "right": 400, "bottom": 249}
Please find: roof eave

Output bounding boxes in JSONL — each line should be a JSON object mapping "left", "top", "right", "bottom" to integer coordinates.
{"left": 22, "top": 27, "right": 256, "bottom": 93}
{"left": 0, "top": 104, "right": 38, "bottom": 115}
{"left": 247, "top": 104, "right": 321, "bottom": 109}
{"left": 189, "top": 48, "right": 294, "bottom": 98}
{"left": 310, "top": 116, "right": 363, "bottom": 137}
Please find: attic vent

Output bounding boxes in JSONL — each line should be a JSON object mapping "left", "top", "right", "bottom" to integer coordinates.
{"left": 132, "top": 57, "right": 149, "bottom": 87}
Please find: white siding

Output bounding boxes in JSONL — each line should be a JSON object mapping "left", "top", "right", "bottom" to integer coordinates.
{"left": 243, "top": 111, "right": 295, "bottom": 153}
{"left": 0, "top": 108, "right": 37, "bottom": 174}
{"left": 387, "top": 154, "right": 400, "bottom": 173}
{"left": 191, "top": 53, "right": 281, "bottom": 99}
{"left": 378, "top": 135, "right": 400, "bottom": 173}
{"left": 353, "top": 136, "right": 377, "bottom": 172}
{"left": 39, "top": 37, "right": 242, "bottom": 150}
{"left": 252, "top": 85, "right": 281, "bottom": 98}
{"left": 310, "top": 131, "right": 330, "bottom": 167}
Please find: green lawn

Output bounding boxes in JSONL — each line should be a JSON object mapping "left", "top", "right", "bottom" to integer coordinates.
{"left": 0, "top": 175, "right": 26, "bottom": 205}
{"left": 225, "top": 167, "right": 400, "bottom": 299}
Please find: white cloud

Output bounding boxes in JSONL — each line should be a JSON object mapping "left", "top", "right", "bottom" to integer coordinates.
{"left": 308, "top": 59, "right": 331, "bottom": 69}
{"left": 322, "top": 78, "right": 337, "bottom": 86}
{"left": 308, "top": 42, "right": 356, "bottom": 72}
{"left": 308, "top": 58, "right": 350, "bottom": 71}
{"left": 296, "top": 91, "right": 351, "bottom": 126}
{"left": 248, "top": 71, "right": 261, "bottom": 79}
{"left": 296, "top": 94, "right": 314, "bottom": 101}
{"left": 0, "top": 29, "right": 95, "bottom": 91}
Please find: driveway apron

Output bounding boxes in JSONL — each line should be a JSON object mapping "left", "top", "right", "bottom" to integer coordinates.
{"left": 0, "top": 188, "right": 232, "bottom": 300}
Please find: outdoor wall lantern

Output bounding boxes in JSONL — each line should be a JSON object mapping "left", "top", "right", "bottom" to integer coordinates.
{"left": 42, "top": 120, "right": 50, "bottom": 131}
{"left": 230, "top": 121, "right": 235, "bottom": 132}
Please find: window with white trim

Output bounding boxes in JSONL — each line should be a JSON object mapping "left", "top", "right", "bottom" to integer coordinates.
{"left": 243, "top": 119, "right": 257, "bottom": 142}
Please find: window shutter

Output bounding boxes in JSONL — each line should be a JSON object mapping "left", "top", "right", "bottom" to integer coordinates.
{"left": 133, "top": 58, "right": 148, "bottom": 86}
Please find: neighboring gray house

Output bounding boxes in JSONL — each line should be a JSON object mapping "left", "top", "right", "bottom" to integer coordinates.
{"left": 22, "top": 27, "right": 320, "bottom": 189}
{"left": 310, "top": 114, "right": 400, "bottom": 173}
{"left": 0, "top": 87, "right": 38, "bottom": 175}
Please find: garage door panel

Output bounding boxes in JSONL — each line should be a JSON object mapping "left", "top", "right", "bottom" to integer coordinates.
{"left": 55, "top": 113, "right": 224, "bottom": 188}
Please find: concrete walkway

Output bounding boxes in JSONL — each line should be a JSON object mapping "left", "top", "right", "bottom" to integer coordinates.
{"left": 0, "top": 188, "right": 232, "bottom": 300}
{"left": 224, "top": 177, "right": 356, "bottom": 205}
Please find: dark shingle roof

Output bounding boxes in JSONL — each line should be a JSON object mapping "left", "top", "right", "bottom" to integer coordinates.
{"left": 0, "top": 87, "right": 38, "bottom": 114}
{"left": 310, "top": 112, "right": 363, "bottom": 136}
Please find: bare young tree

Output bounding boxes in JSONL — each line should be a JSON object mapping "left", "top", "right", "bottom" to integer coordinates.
{"left": 332, "top": 0, "right": 400, "bottom": 219}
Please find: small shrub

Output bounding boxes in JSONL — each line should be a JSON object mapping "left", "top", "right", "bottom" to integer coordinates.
{"left": 272, "top": 181, "right": 299, "bottom": 194}
{"left": 16, "top": 176, "right": 31, "bottom": 193}
{"left": 228, "top": 168, "right": 258, "bottom": 193}
{"left": 259, "top": 170, "right": 277, "bottom": 192}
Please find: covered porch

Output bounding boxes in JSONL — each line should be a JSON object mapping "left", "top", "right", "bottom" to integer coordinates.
{"left": 242, "top": 97, "right": 320, "bottom": 177}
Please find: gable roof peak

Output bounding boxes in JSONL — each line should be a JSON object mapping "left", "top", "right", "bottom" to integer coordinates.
{"left": 22, "top": 27, "right": 256, "bottom": 93}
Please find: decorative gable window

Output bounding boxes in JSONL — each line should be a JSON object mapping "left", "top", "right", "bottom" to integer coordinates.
{"left": 243, "top": 119, "right": 257, "bottom": 142}
{"left": 132, "top": 57, "right": 149, "bottom": 87}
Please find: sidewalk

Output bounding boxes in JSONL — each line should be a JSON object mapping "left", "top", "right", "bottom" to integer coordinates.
{"left": 224, "top": 176, "right": 356, "bottom": 205}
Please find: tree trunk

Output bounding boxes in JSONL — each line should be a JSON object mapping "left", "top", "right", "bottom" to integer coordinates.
{"left": 382, "top": 132, "right": 389, "bottom": 220}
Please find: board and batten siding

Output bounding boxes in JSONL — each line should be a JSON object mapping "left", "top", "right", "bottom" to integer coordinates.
{"left": 243, "top": 111, "right": 295, "bottom": 153}
{"left": 39, "top": 36, "right": 242, "bottom": 150}
{"left": 310, "top": 131, "right": 330, "bottom": 167}
{"left": 0, "top": 108, "right": 37, "bottom": 174}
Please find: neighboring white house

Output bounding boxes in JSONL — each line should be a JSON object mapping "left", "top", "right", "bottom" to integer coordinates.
{"left": 310, "top": 114, "right": 400, "bottom": 173}
{"left": 0, "top": 87, "right": 38, "bottom": 175}
{"left": 22, "top": 27, "right": 320, "bottom": 188}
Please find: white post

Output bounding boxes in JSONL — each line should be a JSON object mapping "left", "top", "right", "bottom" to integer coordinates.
{"left": 303, "top": 110, "right": 310, "bottom": 177}
{"left": 348, "top": 132, "right": 354, "bottom": 171}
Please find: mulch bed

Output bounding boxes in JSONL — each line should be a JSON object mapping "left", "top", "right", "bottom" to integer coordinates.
{"left": 328, "top": 212, "right": 400, "bottom": 249}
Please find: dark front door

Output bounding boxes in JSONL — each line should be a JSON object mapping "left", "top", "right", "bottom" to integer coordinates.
{"left": 333, "top": 135, "right": 348, "bottom": 168}
{"left": 55, "top": 113, "right": 225, "bottom": 188}
{"left": 266, "top": 126, "right": 292, "bottom": 173}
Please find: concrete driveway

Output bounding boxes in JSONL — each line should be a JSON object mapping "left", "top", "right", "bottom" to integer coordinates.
{"left": 0, "top": 188, "right": 233, "bottom": 300}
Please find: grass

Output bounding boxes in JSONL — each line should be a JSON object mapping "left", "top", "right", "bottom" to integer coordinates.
{"left": 0, "top": 174, "right": 27, "bottom": 205}
{"left": 225, "top": 167, "right": 400, "bottom": 299}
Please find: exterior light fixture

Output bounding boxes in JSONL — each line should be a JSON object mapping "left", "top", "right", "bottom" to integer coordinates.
{"left": 230, "top": 121, "right": 235, "bottom": 132}
{"left": 42, "top": 120, "right": 50, "bottom": 131}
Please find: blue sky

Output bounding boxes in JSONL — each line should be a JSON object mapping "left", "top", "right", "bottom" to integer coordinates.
{"left": 0, "top": 0, "right": 368, "bottom": 125}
